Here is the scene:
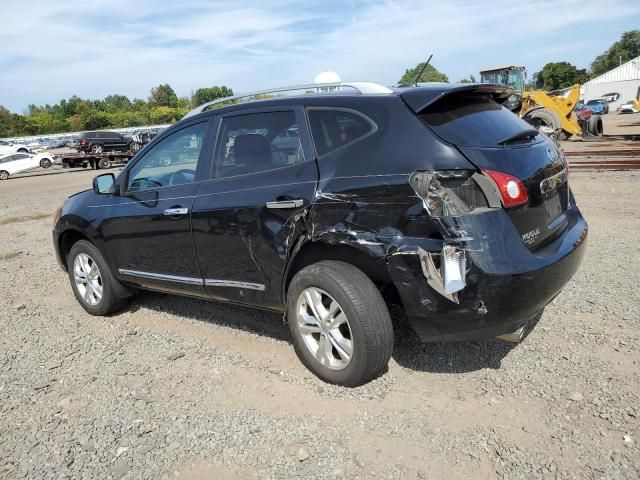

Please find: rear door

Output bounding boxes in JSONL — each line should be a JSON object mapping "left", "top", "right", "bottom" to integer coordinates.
{"left": 409, "top": 87, "right": 569, "bottom": 250}
{"left": 191, "top": 107, "right": 317, "bottom": 310}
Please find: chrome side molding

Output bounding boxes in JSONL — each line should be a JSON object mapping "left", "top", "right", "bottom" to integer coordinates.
{"left": 204, "top": 279, "right": 266, "bottom": 291}
{"left": 118, "top": 269, "right": 266, "bottom": 291}
{"left": 118, "top": 269, "right": 203, "bottom": 286}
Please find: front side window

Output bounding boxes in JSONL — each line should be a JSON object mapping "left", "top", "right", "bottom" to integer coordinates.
{"left": 307, "top": 109, "right": 374, "bottom": 156}
{"left": 126, "top": 122, "right": 207, "bottom": 192}
{"left": 214, "top": 111, "right": 304, "bottom": 178}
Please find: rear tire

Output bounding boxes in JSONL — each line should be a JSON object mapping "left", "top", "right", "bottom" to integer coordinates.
{"left": 287, "top": 260, "right": 394, "bottom": 387}
{"left": 67, "top": 240, "right": 128, "bottom": 316}
{"left": 90, "top": 144, "right": 104, "bottom": 154}
{"left": 0, "top": 170, "right": 9, "bottom": 180}
{"left": 588, "top": 115, "right": 603, "bottom": 136}
{"left": 17, "top": 148, "right": 28, "bottom": 153}
{"left": 98, "top": 157, "right": 112, "bottom": 169}
{"left": 524, "top": 108, "right": 561, "bottom": 136}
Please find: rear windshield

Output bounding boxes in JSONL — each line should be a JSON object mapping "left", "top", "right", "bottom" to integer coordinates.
{"left": 419, "top": 93, "right": 538, "bottom": 147}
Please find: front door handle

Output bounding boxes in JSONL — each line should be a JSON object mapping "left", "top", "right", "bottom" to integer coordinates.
{"left": 266, "top": 199, "right": 304, "bottom": 209}
{"left": 163, "top": 207, "right": 189, "bottom": 216}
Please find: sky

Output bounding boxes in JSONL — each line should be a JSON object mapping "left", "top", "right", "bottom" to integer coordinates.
{"left": 1, "top": 0, "right": 640, "bottom": 113}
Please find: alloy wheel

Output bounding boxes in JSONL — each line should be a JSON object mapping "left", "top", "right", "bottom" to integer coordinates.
{"left": 73, "top": 253, "right": 103, "bottom": 306}
{"left": 296, "top": 287, "right": 353, "bottom": 370}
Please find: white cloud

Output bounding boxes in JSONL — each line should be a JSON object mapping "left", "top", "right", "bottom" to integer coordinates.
{"left": 1, "top": 0, "right": 639, "bottom": 111}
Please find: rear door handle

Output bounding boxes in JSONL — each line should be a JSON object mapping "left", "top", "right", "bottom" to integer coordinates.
{"left": 266, "top": 199, "right": 304, "bottom": 209}
{"left": 163, "top": 207, "right": 189, "bottom": 216}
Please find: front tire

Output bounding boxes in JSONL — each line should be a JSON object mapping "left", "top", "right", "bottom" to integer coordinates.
{"left": 0, "top": 170, "right": 9, "bottom": 180}
{"left": 40, "top": 158, "right": 52, "bottom": 168}
{"left": 67, "top": 240, "right": 127, "bottom": 316}
{"left": 287, "top": 261, "right": 393, "bottom": 387}
{"left": 17, "top": 148, "right": 28, "bottom": 153}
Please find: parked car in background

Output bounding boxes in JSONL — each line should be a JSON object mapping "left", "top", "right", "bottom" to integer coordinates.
{"left": 0, "top": 152, "right": 55, "bottom": 179}
{"left": 78, "top": 131, "right": 140, "bottom": 154}
{"left": 596, "top": 99, "right": 609, "bottom": 114}
{"left": 619, "top": 100, "right": 639, "bottom": 114}
{"left": 0, "top": 140, "right": 31, "bottom": 154}
{"left": 53, "top": 81, "right": 587, "bottom": 386}
{"left": 585, "top": 99, "right": 607, "bottom": 115}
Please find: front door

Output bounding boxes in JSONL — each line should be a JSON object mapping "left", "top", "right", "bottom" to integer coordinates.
{"left": 100, "top": 120, "right": 212, "bottom": 296}
{"left": 191, "top": 108, "right": 317, "bottom": 310}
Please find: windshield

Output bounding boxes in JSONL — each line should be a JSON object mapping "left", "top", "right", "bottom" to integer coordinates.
{"left": 586, "top": 100, "right": 601, "bottom": 105}
{"left": 480, "top": 69, "right": 523, "bottom": 93}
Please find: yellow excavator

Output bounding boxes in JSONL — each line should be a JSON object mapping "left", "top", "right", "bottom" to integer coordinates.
{"left": 479, "top": 65, "right": 603, "bottom": 140}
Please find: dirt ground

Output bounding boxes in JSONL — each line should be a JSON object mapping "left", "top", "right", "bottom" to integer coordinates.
{"left": 0, "top": 167, "right": 638, "bottom": 479}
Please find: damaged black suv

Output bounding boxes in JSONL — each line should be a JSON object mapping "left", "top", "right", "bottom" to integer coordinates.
{"left": 53, "top": 82, "right": 587, "bottom": 386}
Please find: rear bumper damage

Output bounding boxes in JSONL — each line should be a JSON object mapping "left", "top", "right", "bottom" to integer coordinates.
{"left": 388, "top": 207, "right": 587, "bottom": 342}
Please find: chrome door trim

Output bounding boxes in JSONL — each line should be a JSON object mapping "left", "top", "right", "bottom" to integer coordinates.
{"left": 204, "top": 279, "right": 266, "bottom": 291}
{"left": 163, "top": 207, "right": 189, "bottom": 216}
{"left": 118, "top": 268, "right": 203, "bottom": 286}
{"left": 265, "top": 199, "right": 304, "bottom": 209}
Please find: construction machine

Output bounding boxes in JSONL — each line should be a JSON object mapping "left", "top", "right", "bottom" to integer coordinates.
{"left": 479, "top": 65, "right": 603, "bottom": 140}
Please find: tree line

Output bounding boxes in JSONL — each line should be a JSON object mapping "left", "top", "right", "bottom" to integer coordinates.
{"left": 2, "top": 30, "right": 638, "bottom": 138}
{"left": 0, "top": 84, "right": 233, "bottom": 137}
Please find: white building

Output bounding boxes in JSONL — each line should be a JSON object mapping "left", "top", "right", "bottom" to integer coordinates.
{"left": 583, "top": 56, "right": 640, "bottom": 110}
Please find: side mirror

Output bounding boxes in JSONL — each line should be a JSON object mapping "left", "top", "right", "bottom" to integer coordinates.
{"left": 93, "top": 173, "right": 116, "bottom": 194}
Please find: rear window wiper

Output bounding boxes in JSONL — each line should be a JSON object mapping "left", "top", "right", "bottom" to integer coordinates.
{"left": 497, "top": 128, "right": 539, "bottom": 146}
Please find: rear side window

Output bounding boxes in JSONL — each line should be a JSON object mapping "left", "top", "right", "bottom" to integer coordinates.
{"left": 214, "top": 111, "right": 304, "bottom": 179}
{"left": 419, "top": 93, "right": 537, "bottom": 147}
{"left": 307, "top": 109, "right": 375, "bottom": 156}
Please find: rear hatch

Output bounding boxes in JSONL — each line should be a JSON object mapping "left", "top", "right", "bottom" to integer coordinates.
{"left": 402, "top": 85, "right": 569, "bottom": 250}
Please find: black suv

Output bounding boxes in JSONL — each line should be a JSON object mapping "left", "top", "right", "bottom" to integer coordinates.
{"left": 78, "top": 131, "right": 139, "bottom": 153}
{"left": 53, "top": 82, "right": 587, "bottom": 386}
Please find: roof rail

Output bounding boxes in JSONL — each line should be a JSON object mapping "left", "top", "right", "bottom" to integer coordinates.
{"left": 182, "top": 81, "right": 393, "bottom": 119}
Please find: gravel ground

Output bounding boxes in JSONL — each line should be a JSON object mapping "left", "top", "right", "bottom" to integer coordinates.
{"left": 0, "top": 168, "right": 638, "bottom": 479}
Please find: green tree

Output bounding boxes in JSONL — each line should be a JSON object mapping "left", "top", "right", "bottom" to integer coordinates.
{"left": 591, "top": 30, "right": 640, "bottom": 77}
{"left": 0, "top": 106, "right": 16, "bottom": 137}
{"left": 399, "top": 62, "right": 449, "bottom": 84}
{"left": 103, "top": 94, "right": 132, "bottom": 112}
{"left": 533, "top": 62, "right": 588, "bottom": 90}
{"left": 150, "top": 106, "right": 180, "bottom": 124}
{"left": 148, "top": 84, "right": 179, "bottom": 108}
{"left": 191, "top": 86, "right": 234, "bottom": 107}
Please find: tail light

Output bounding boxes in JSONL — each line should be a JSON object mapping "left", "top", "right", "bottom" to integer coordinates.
{"left": 80, "top": 138, "right": 88, "bottom": 145}
{"left": 482, "top": 169, "right": 528, "bottom": 208}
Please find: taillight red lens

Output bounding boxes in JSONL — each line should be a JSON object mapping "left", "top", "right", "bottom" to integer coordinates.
{"left": 482, "top": 169, "right": 528, "bottom": 208}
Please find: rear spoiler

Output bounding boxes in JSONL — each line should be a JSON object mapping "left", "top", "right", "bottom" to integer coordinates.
{"left": 399, "top": 83, "right": 515, "bottom": 113}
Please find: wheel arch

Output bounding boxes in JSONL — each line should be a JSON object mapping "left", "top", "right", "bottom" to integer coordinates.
{"left": 58, "top": 227, "right": 132, "bottom": 298}
{"left": 58, "top": 228, "right": 92, "bottom": 270}
{"left": 283, "top": 240, "right": 404, "bottom": 313}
